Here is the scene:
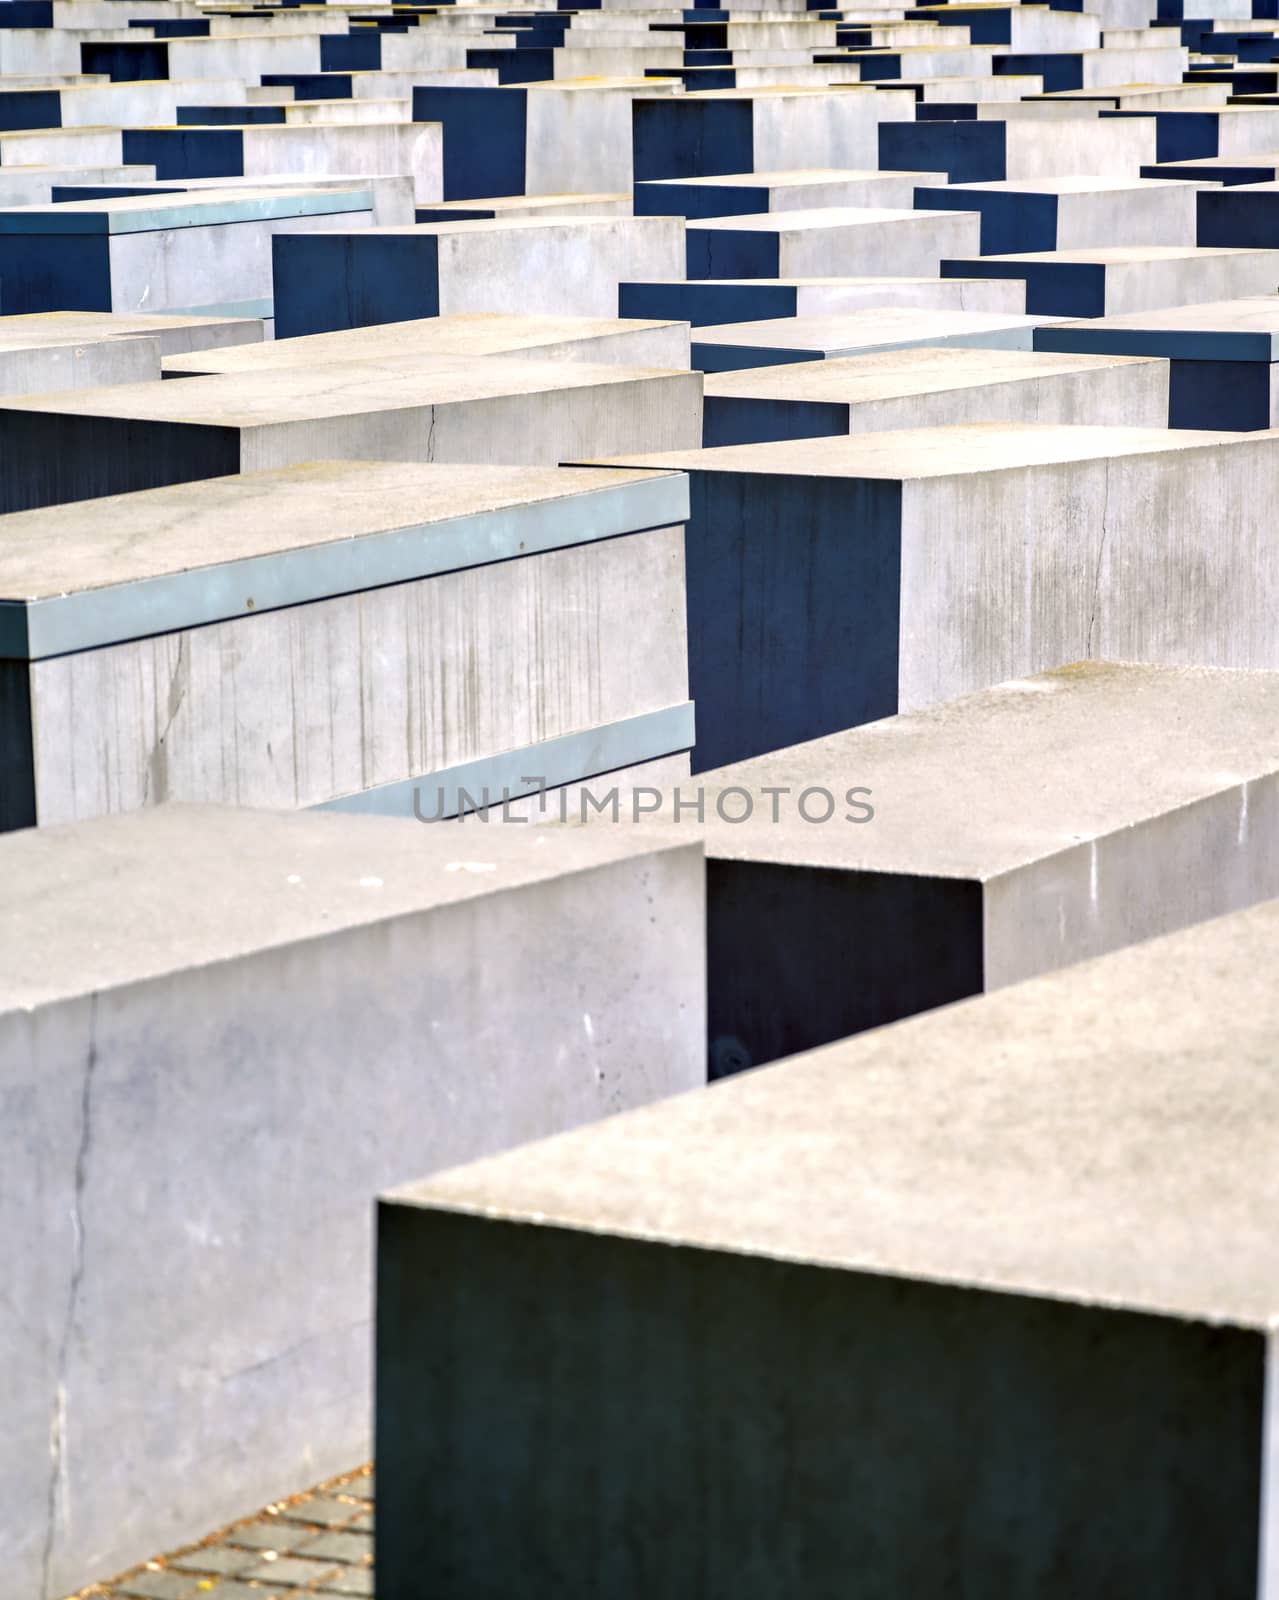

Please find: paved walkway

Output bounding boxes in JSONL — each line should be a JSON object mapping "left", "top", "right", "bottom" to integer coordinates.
{"left": 66, "top": 1466, "right": 374, "bottom": 1600}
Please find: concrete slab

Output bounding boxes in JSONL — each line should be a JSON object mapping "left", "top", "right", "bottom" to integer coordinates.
{"left": 378, "top": 887, "right": 1279, "bottom": 1600}
{"left": 49, "top": 171, "right": 419, "bottom": 228}
{"left": 0, "top": 802, "right": 705, "bottom": 1600}
{"left": 685, "top": 205, "right": 982, "bottom": 279}
{"left": 0, "top": 308, "right": 264, "bottom": 356}
{"left": 0, "top": 185, "right": 383, "bottom": 319}
{"left": 412, "top": 190, "right": 631, "bottom": 223}
{"left": 620, "top": 274, "right": 1029, "bottom": 325}
{"left": 415, "top": 79, "right": 686, "bottom": 199}
{"left": 0, "top": 459, "right": 692, "bottom": 826}
{"left": 701, "top": 345, "right": 1169, "bottom": 444}
{"left": 0, "top": 161, "right": 156, "bottom": 207}
{"left": 271, "top": 214, "right": 684, "bottom": 337}
{"left": 632, "top": 86, "right": 918, "bottom": 182}
{"left": 879, "top": 110, "right": 1158, "bottom": 182}
{"left": 634, "top": 165, "right": 949, "bottom": 218}
{"left": 0, "top": 326, "right": 160, "bottom": 394}
{"left": 584, "top": 422, "right": 1279, "bottom": 770}
{"left": 1198, "top": 177, "right": 1279, "bottom": 246}
{"left": 916, "top": 175, "right": 1207, "bottom": 253}
{"left": 120, "top": 120, "right": 443, "bottom": 205}
{"left": 161, "top": 313, "right": 690, "bottom": 378}
{"left": 689, "top": 307, "right": 1054, "bottom": 371}
{"left": 0, "top": 353, "right": 703, "bottom": 512}
{"left": 683, "top": 660, "right": 1279, "bottom": 1069}
{"left": 1033, "top": 294, "right": 1279, "bottom": 427}
{"left": 940, "top": 243, "right": 1279, "bottom": 316}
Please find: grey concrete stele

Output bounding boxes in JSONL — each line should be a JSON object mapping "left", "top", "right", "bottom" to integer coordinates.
{"left": 0, "top": 460, "right": 694, "bottom": 828}
{"left": 686, "top": 661, "right": 1279, "bottom": 1073}
{"left": 0, "top": 804, "right": 705, "bottom": 1600}
{"left": 0, "top": 354, "right": 703, "bottom": 513}
{"left": 1032, "top": 294, "right": 1279, "bottom": 429}
{"left": 378, "top": 892, "right": 1279, "bottom": 1600}
{"left": 590, "top": 422, "right": 1279, "bottom": 772}
{"left": 701, "top": 345, "right": 1169, "bottom": 445}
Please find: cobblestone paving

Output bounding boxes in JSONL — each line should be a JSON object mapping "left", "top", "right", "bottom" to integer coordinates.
{"left": 65, "top": 1466, "right": 374, "bottom": 1600}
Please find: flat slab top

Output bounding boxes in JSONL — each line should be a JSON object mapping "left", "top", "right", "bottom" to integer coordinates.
{"left": 921, "top": 175, "right": 1207, "bottom": 195}
{"left": 0, "top": 310, "right": 261, "bottom": 343}
{"left": 633, "top": 275, "right": 1007, "bottom": 288}
{"left": 349, "top": 213, "right": 672, "bottom": 239}
{"left": 1154, "top": 152, "right": 1279, "bottom": 171}
{"left": 419, "top": 191, "right": 629, "bottom": 210}
{"left": 642, "top": 167, "right": 945, "bottom": 188}
{"left": 0, "top": 458, "right": 678, "bottom": 600}
{"left": 703, "top": 343, "right": 1158, "bottom": 400}
{"left": 591, "top": 419, "right": 1243, "bottom": 482}
{"left": 692, "top": 662, "right": 1279, "bottom": 878}
{"left": 160, "top": 312, "right": 685, "bottom": 377}
{"left": 1035, "top": 294, "right": 1279, "bottom": 359}
{"left": 0, "top": 352, "right": 687, "bottom": 425}
{"left": 0, "top": 185, "right": 376, "bottom": 233}
{"left": 965, "top": 244, "right": 1276, "bottom": 265}
{"left": 692, "top": 308, "right": 1046, "bottom": 348}
{"left": 0, "top": 805, "right": 697, "bottom": 1014}
{"left": 688, "top": 205, "right": 968, "bottom": 233}
{"left": 399, "top": 892, "right": 1279, "bottom": 1329}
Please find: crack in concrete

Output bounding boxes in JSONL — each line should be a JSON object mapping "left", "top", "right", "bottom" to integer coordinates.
{"left": 144, "top": 633, "right": 189, "bottom": 805}
{"left": 41, "top": 993, "right": 98, "bottom": 1600}
{"left": 1085, "top": 457, "right": 1111, "bottom": 659}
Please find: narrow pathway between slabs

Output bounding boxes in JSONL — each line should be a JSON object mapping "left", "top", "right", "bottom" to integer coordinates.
{"left": 66, "top": 1465, "right": 375, "bottom": 1600}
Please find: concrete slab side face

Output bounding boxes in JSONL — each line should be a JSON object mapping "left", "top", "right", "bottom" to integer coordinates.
{"left": 377, "top": 1206, "right": 1267, "bottom": 1600}
{"left": 683, "top": 471, "right": 902, "bottom": 773}
{"left": 378, "top": 892, "right": 1279, "bottom": 1599}
{"left": 0, "top": 812, "right": 705, "bottom": 1597}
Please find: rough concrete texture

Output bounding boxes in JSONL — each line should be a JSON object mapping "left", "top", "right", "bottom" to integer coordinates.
{"left": 379, "top": 896, "right": 1279, "bottom": 1598}
{"left": 686, "top": 660, "right": 1279, "bottom": 1067}
{"left": 0, "top": 805, "right": 705, "bottom": 1600}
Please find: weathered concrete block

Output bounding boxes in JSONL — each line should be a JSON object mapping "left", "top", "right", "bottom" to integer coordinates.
{"left": 916, "top": 175, "right": 1205, "bottom": 252}
{"left": 879, "top": 110, "right": 1158, "bottom": 182}
{"left": 0, "top": 324, "right": 160, "bottom": 394}
{"left": 1197, "top": 177, "right": 1279, "bottom": 246}
{"left": 413, "top": 191, "right": 630, "bottom": 224}
{"left": 620, "top": 274, "right": 1028, "bottom": 325}
{"left": 634, "top": 165, "right": 948, "bottom": 219}
{"left": 271, "top": 214, "right": 684, "bottom": 336}
{"left": 702, "top": 345, "right": 1169, "bottom": 444}
{"left": 0, "top": 803, "right": 706, "bottom": 1599}
{"left": 1033, "top": 295, "right": 1279, "bottom": 428}
{"left": 0, "top": 353, "right": 703, "bottom": 511}
{"left": 0, "top": 162, "right": 155, "bottom": 207}
{"left": 588, "top": 423, "right": 1279, "bottom": 770}
{"left": 632, "top": 86, "right": 916, "bottom": 182}
{"left": 161, "top": 313, "right": 690, "bottom": 378}
{"left": 685, "top": 205, "right": 981, "bottom": 279}
{"left": 690, "top": 308, "right": 1050, "bottom": 371}
{"left": 941, "top": 243, "right": 1279, "bottom": 315}
{"left": 415, "top": 79, "right": 682, "bottom": 199}
{"left": 0, "top": 460, "right": 692, "bottom": 827}
{"left": 50, "top": 171, "right": 419, "bottom": 228}
{"left": 0, "top": 186, "right": 382, "bottom": 318}
{"left": 0, "top": 307, "right": 264, "bottom": 357}
{"left": 687, "top": 661, "right": 1279, "bottom": 1070}
{"left": 120, "top": 121, "right": 443, "bottom": 204}
{"left": 378, "top": 889, "right": 1279, "bottom": 1600}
